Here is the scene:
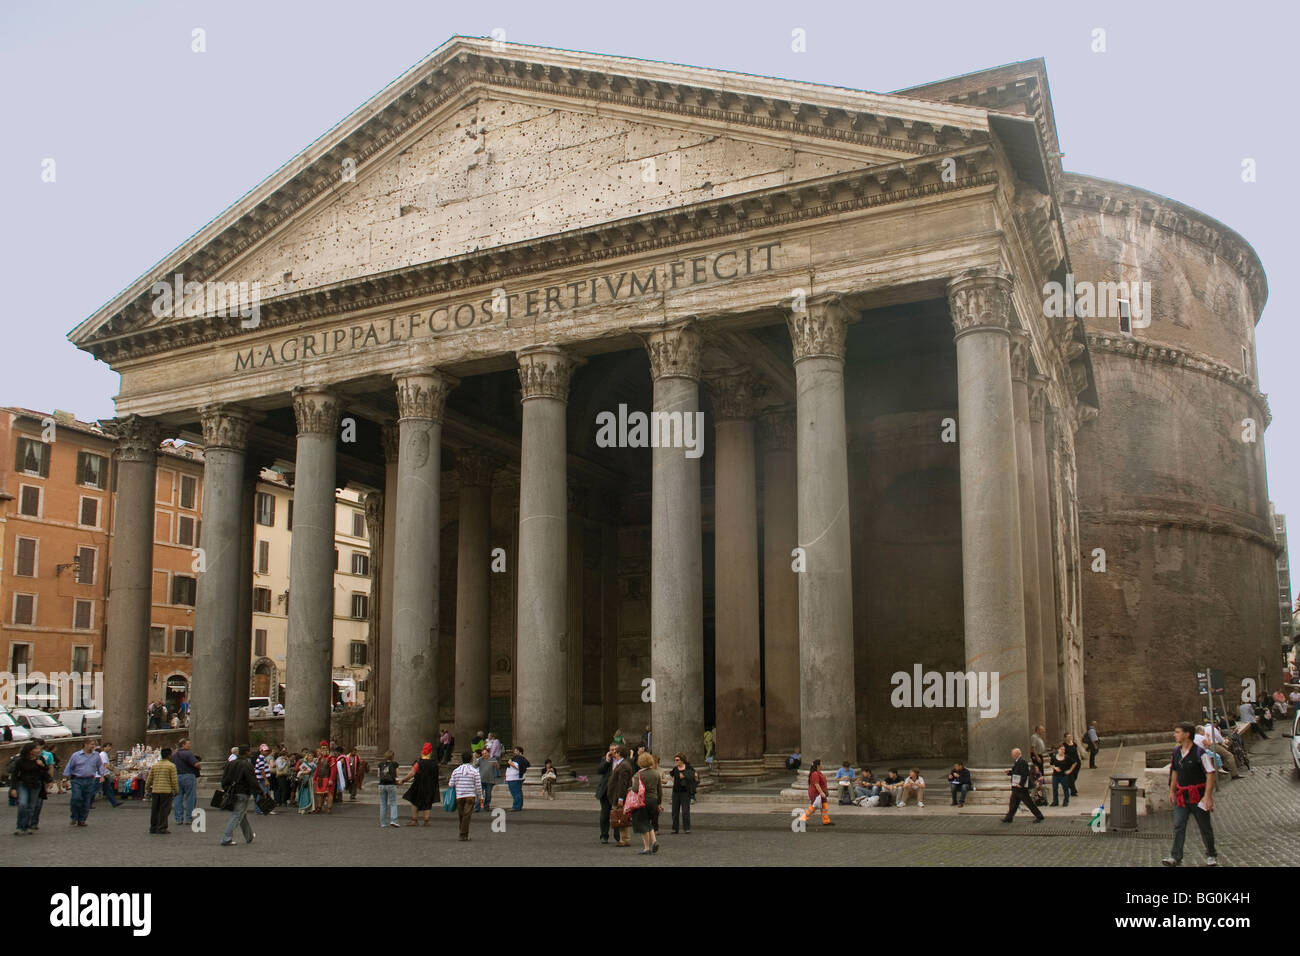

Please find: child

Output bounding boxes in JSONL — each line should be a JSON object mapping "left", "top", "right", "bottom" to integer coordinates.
{"left": 540, "top": 759, "right": 558, "bottom": 800}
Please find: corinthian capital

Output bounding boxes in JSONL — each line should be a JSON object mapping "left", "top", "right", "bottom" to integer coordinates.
{"left": 291, "top": 386, "right": 341, "bottom": 436}
{"left": 394, "top": 369, "right": 458, "bottom": 422}
{"left": 198, "top": 403, "right": 253, "bottom": 451}
{"left": 516, "top": 345, "right": 581, "bottom": 401}
{"left": 382, "top": 421, "right": 400, "bottom": 464}
{"left": 947, "top": 268, "right": 1015, "bottom": 334}
{"left": 637, "top": 319, "right": 702, "bottom": 382}
{"left": 706, "top": 368, "right": 763, "bottom": 421}
{"left": 107, "top": 415, "right": 161, "bottom": 463}
{"left": 1028, "top": 374, "right": 1051, "bottom": 423}
{"left": 786, "top": 294, "right": 852, "bottom": 362}
{"left": 455, "top": 447, "right": 497, "bottom": 488}
{"left": 1009, "top": 330, "right": 1032, "bottom": 384}
{"left": 757, "top": 407, "right": 796, "bottom": 452}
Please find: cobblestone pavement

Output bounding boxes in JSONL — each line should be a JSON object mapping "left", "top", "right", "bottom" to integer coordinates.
{"left": 9, "top": 737, "right": 1295, "bottom": 867}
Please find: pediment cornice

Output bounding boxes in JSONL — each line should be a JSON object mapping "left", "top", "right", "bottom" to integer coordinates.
{"left": 69, "top": 36, "right": 997, "bottom": 355}
{"left": 79, "top": 144, "right": 1002, "bottom": 365}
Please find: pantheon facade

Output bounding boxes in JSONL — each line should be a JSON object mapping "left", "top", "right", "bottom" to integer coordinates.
{"left": 70, "top": 39, "right": 1275, "bottom": 772}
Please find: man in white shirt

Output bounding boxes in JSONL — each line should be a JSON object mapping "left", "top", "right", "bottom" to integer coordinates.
{"left": 448, "top": 751, "right": 485, "bottom": 841}
{"left": 95, "top": 742, "right": 121, "bottom": 808}
{"left": 897, "top": 767, "right": 926, "bottom": 808}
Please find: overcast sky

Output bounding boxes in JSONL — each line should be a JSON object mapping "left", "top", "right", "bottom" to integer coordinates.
{"left": 2, "top": 0, "right": 1295, "bottom": 593}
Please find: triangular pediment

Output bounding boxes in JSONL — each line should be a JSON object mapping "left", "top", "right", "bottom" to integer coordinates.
{"left": 71, "top": 36, "right": 997, "bottom": 349}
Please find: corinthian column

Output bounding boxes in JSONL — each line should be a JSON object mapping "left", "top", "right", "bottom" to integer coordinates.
{"left": 285, "top": 386, "right": 340, "bottom": 749}
{"left": 707, "top": 369, "right": 764, "bottom": 777}
{"left": 389, "top": 370, "right": 456, "bottom": 764}
{"left": 191, "top": 403, "right": 252, "bottom": 762}
{"left": 637, "top": 321, "right": 705, "bottom": 764}
{"left": 515, "top": 346, "right": 579, "bottom": 770}
{"left": 1010, "top": 331, "right": 1045, "bottom": 733}
{"left": 376, "top": 423, "right": 398, "bottom": 749}
{"left": 786, "top": 296, "right": 856, "bottom": 763}
{"left": 947, "top": 269, "right": 1029, "bottom": 767}
{"left": 454, "top": 448, "right": 496, "bottom": 747}
{"left": 1030, "top": 375, "right": 1062, "bottom": 739}
{"left": 102, "top": 415, "right": 160, "bottom": 749}
{"left": 759, "top": 408, "right": 799, "bottom": 757}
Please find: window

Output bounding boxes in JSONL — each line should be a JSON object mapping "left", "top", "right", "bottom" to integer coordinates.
{"left": 71, "top": 646, "right": 90, "bottom": 673}
{"left": 12, "top": 594, "right": 35, "bottom": 625}
{"left": 257, "top": 540, "right": 270, "bottom": 575}
{"left": 287, "top": 500, "right": 293, "bottom": 531}
{"left": 253, "top": 587, "right": 272, "bottom": 614}
{"left": 254, "top": 628, "right": 267, "bottom": 657}
{"left": 352, "top": 511, "right": 366, "bottom": 538}
{"left": 77, "top": 452, "right": 108, "bottom": 489}
{"left": 256, "top": 492, "right": 275, "bottom": 526}
{"left": 351, "top": 552, "right": 369, "bottom": 576}
{"left": 334, "top": 549, "right": 339, "bottom": 570}
{"left": 79, "top": 496, "right": 100, "bottom": 528}
{"left": 15, "top": 537, "right": 36, "bottom": 577}
{"left": 350, "top": 592, "right": 369, "bottom": 620}
{"left": 15, "top": 438, "right": 49, "bottom": 477}
{"left": 173, "top": 628, "right": 193, "bottom": 655}
{"left": 1118, "top": 299, "right": 1132, "bottom": 335}
{"left": 149, "top": 626, "right": 166, "bottom": 654}
{"left": 171, "top": 575, "right": 197, "bottom": 606}
{"left": 76, "top": 547, "right": 96, "bottom": 586}
{"left": 18, "top": 485, "right": 40, "bottom": 517}
{"left": 9, "top": 643, "right": 31, "bottom": 672}
{"left": 349, "top": 641, "right": 368, "bottom": 666}
{"left": 179, "top": 474, "right": 197, "bottom": 510}
{"left": 1242, "top": 346, "right": 1250, "bottom": 377}
{"left": 73, "top": 599, "right": 93, "bottom": 630}
{"left": 176, "top": 515, "right": 196, "bottom": 547}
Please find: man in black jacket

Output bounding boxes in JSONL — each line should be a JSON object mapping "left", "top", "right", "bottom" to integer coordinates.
{"left": 219, "top": 745, "right": 259, "bottom": 846}
{"left": 596, "top": 743, "right": 617, "bottom": 844}
{"left": 1001, "top": 748, "right": 1044, "bottom": 824}
{"left": 606, "top": 745, "right": 635, "bottom": 847}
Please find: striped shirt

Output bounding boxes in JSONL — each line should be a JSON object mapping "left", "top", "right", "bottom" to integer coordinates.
{"left": 450, "top": 763, "right": 484, "bottom": 800}
{"left": 254, "top": 755, "right": 269, "bottom": 781}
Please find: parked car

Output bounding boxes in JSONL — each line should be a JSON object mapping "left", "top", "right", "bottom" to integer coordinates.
{"left": 12, "top": 709, "right": 74, "bottom": 740}
{"left": 55, "top": 709, "right": 102, "bottom": 736}
{"left": 0, "top": 706, "right": 34, "bottom": 742}
{"left": 249, "top": 696, "right": 272, "bottom": 718}
{"left": 1291, "top": 710, "right": 1299, "bottom": 774}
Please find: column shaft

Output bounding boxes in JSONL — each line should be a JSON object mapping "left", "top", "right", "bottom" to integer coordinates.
{"left": 760, "top": 411, "right": 800, "bottom": 756}
{"left": 102, "top": 416, "right": 159, "bottom": 748}
{"left": 640, "top": 323, "right": 704, "bottom": 764}
{"left": 454, "top": 450, "right": 494, "bottom": 746}
{"left": 389, "top": 372, "right": 454, "bottom": 763}
{"left": 376, "top": 424, "right": 398, "bottom": 750}
{"left": 515, "top": 347, "right": 575, "bottom": 768}
{"left": 948, "top": 270, "right": 1030, "bottom": 767}
{"left": 788, "top": 298, "right": 856, "bottom": 762}
{"left": 1011, "top": 335, "right": 1045, "bottom": 733}
{"left": 284, "top": 388, "right": 340, "bottom": 750}
{"left": 1031, "top": 378, "right": 1063, "bottom": 740}
{"left": 230, "top": 463, "right": 256, "bottom": 743}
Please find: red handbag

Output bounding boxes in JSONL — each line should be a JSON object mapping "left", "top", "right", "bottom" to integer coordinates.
{"left": 624, "top": 772, "right": 646, "bottom": 811}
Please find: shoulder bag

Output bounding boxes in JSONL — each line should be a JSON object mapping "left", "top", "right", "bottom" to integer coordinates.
{"left": 625, "top": 771, "right": 646, "bottom": 811}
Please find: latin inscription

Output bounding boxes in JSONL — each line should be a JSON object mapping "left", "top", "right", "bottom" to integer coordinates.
{"left": 232, "top": 242, "right": 780, "bottom": 372}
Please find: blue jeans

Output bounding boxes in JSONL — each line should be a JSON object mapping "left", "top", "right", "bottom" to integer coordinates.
{"left": 174, "top": 774, "right": 197, "bottom": 824}
{"left": 1170, "top": 802, "right": 1216, "bottom": 862}
{"left": 378, "top": 785, "right": 398, "bottom": 826}
{"left": 1052, "top": 775, "right": 1070, "bottom": 804}
{"left": 69, "top": 777, "right": 97, "bottom": 822}
{"left": 949, "top": 782, "right": 971, "bottom": 804}
{"left": 15, "top": 783, "right": 39, "bottom": 831}
{"left": 477, "top": 782, "right": 494, "bottom": 811}
{"left": 507, "top": 779, "right": 523, "bottom": 810}
{"left": 221, "top": 793, "right": 255, "bottom": 844}
{"left": 99, "top": 776, "right": 121, "bottom": 807}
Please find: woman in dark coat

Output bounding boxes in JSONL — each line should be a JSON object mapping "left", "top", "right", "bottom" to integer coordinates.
{"left": 1062, "top": 733, "right": 1082, "bottom": 797}
{"left": 8, "top": 742, "right": 51, "bottom": 835}
{"left": 398, "top": 742, "right": 440, "bottom": 826}
{"left": 630, "top": 751, "right": 662, "bottom": 855}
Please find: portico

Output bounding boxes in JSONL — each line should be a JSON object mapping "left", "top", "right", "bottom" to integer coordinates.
{"left": 72, "top": 39, "right": 1095, "bottom": 770}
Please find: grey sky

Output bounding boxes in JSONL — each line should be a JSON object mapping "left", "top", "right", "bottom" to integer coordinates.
{"left": 2, "top": 0, "right": 1294, "bottom": 593}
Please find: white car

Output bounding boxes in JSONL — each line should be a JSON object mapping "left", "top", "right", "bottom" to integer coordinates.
{"left": 0, "top": 707, "right": 34, "bottom": 743}
{"left": 12, "top": 709, "right": 74, "bottom": 740}
{"left": 55, "top": 709, "right": 102, "bottom": 736}
{"left": 1292, "top": 710, "right": 1300, "bottom": 774}
{"left": 249, "top": 697, "right": 272, "bottom": 718}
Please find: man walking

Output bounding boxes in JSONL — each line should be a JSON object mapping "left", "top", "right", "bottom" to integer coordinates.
{"left": 253, "top": 744, "right": 274, "bottom": 814}
{"left": 1163, "top": 722, "right": 1219, "bottom": 867}
{"left": 219, "top": 745, "right": 259, "bottom": 846}
{"left": 475, "top": 748, "right": 498, "bottom": 812}
{"left": 1029, "top": 725, "right": 1047, "bottom": 774}
{"left": 63, "top": 740, "right": 103, "bottom": 826}
{"left": 607, "top": 745, "right": 634, "bottom": 847}
{"left": 1085, "top": 721, "right": 1100, "bottom": 769}
{"left": 505, "top": 747, "right": 530, "bottom": 811}
{"left": 172, "top": 739, "right": 201, "bottom": 825}
{"left": 1001, "top": 748, "right": 1044, "bottom": 824}
{"left": 96, "top": 742, "right": 121, "bottom": 808}
{"left": 449, "top": 751, "right": 485, "bottom": 841}
{"left": 596, "top": 744, "right": 616, "bottom": 843}
{"left": 145, "top": 748, "right": 179, "bottom": 834}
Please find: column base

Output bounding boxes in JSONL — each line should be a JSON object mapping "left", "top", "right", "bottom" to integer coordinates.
{"left": 715, "top": 757, "right": 768, "bottom": 781}
{"left": 764, "top": 752, "right": 796, "bottom": 772}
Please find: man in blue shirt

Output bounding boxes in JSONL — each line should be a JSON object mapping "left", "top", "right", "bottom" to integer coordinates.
{"left": 63, "top": 740, "right": 103, "bottom": 826}
{"left": 172, "top": 738, "right": 201, "bottom": 825}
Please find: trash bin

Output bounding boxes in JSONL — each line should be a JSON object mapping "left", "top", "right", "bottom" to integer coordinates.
{"left": 1109, "top": 776, "right": 1138, "bottom": 831}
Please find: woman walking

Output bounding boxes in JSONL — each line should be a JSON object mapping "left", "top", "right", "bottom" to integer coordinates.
{"left": 8, "top": 742, "right": 50, "bottom": 835}
{"left": 399, "top": 742, "right": 439, "bottom": 826}
{"left": 1049, "top": 745, "right": 1075, "bottom": 807}
{"left": 1063, "top": 733, "right": 1082, "bottom": 797}
{"left": 668, "top": 752, "right": 697, "bottom": 834}
{"left": 630, "top": 751, "right": 662, "bottom": 855}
